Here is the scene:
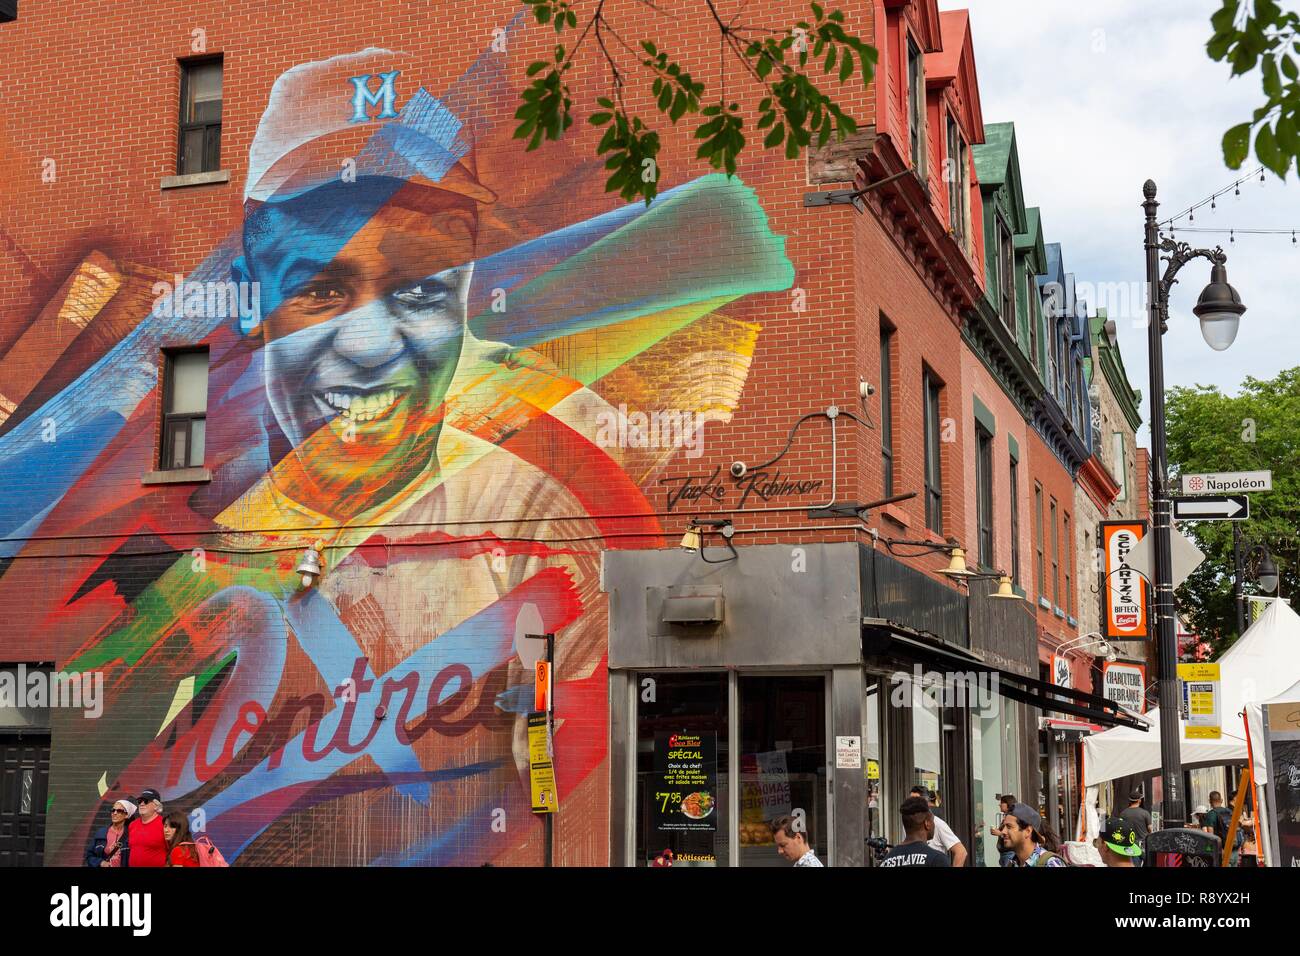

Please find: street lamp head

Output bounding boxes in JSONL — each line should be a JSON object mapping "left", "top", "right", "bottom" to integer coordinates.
{"left": 1192, "top": 262, "right": 1246, "bottom": 351}
{"left": 1257, "top": 550, "right": 1279, "bottom": 594}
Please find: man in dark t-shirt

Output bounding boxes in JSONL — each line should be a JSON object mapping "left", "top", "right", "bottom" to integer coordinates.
{"left": 1119, "top": 790, "right": 1152, "bottom": 865}
{"left": 878, "top": 796, "right": 951, "bottom": 867}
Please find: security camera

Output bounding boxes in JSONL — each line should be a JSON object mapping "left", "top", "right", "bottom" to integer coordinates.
{"left": 859, "top": 377, "right": 875, "bottom": 399}
{"left": 730, "top": 461, "right": 747, "bottom": 479}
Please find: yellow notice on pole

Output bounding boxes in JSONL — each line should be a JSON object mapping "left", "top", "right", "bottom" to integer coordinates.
{"left": 528, "top": 712, "right": 557, "bottom": 814}
{"left": 1178, "top": 663, "right": 1221, "bottom": 740}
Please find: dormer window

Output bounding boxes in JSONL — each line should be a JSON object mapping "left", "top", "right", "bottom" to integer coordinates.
{"left": 998, "top": 219, "right": 1015, "bottom": 328}
{"left": 946, "top": 115, "right": 969, "bottom": 250}
{"left": 907, "top": 37, "right": 925, "bottom": 180}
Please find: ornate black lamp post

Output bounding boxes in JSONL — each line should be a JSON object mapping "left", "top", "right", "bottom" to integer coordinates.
{"left": 1142, "top": 180, "right": 1247, "bottom": 829}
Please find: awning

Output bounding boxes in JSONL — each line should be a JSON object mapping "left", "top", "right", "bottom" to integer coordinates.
{"left": 1040, "top": 717, "right": 1103, "bottom": 737}
{"left": 862, "top": 618, "right": 1147, "bottom": 731}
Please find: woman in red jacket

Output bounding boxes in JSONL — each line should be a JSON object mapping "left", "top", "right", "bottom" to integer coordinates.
{"left": 163, "top": 812, "right": 200, "bottom": 868}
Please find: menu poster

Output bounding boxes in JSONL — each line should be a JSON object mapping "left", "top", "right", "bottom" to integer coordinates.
{"left": 654, "top": 732, "right": 717, "bottom": 832}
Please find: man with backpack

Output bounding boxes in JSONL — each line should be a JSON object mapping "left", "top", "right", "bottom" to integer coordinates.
{"left": 1002, "top": 803, "right": 1066, "bottom": 867}
{"left": 1203, "top": 791, "right": 1242, "bottom": 865}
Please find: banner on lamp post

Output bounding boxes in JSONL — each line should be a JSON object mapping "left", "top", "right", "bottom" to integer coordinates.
{"left": 1101, "top": 521, "right": 1149, "bottom": 641}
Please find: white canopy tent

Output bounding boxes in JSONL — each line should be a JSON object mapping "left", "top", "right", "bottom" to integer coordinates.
{"left": 1079, "top": 599, "right": 1300, "bottom": 841}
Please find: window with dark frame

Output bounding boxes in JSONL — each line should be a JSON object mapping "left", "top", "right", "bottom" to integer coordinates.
{"left": 1050, "top": 497, "right": 1060, "bottom": 608}
{"left": 178, "top": 58, "right": 223, "bottom": 175}
{"left": 1009, "top": 456, "right": 1021, "bottom": 586}
{"left": 923, "top": 369, "right": 943, "bottom": 535}
{"left": 1064, "top": 512, "right": 1072, "bottom": 615}
{"left": 1034, "top": 483, "right": 1044, "bottom": 599}
{"left": 161, "top": 349, "right": 209, "bottom": 470}
{"left": 975, "top": 423, "right": 994, "bottom": 568}
{"left": 880, "top": 325, "right": 895, "bottom": 497}
{"left": 946, "top": 115, "right": 968, "bottom": 249}
{"left": 998, "top": 220, "right": 1015, "bottom": 329}
{"left": 907, "top": 37, "right": 924, "bottom": 177}
{"left": 1027, "top": 272, "right": 1039, "bottom": 367}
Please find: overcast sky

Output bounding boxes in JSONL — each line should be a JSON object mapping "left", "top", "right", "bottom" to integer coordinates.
{"left": 940, "top": 0, "right": 1299, "bottom": 445}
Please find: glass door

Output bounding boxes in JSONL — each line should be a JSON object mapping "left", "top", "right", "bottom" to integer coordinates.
{"left": 635, "top": 672, "right": 729, "bottom": 866}
{"left": 738, "top": 675, "right": 828, "bottom": 867}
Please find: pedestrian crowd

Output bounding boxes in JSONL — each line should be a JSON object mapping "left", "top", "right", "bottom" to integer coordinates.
{"left": 85, "top": 788, "right": 228, "bottom": 868}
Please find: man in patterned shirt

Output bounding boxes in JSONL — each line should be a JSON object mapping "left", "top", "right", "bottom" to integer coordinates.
{"left": 1004, "top": 804, "right": 1067, "bottom": 867}
{"left": 771, "top": 815, "right": 824, "bottom": 867}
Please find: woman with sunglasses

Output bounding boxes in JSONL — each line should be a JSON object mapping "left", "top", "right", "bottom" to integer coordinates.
{"left": 85, "top": 799, "right": 136, "bottom": 868}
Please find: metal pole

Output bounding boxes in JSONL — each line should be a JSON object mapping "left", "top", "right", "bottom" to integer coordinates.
{"left": 1234, "top": 523, "right": 1247, "bottom": 636}
{"left": 544, "top": 632, "right": 555, "bottom": 868}
{"left": 1143, "top": 180, "right": 1186, "bottom": 828}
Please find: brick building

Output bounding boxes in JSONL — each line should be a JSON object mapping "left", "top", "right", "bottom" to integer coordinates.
{"left": 0, "top": 0, "right": 1135, "bottom": 867}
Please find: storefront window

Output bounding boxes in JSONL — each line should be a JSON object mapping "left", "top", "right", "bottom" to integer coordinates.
{"left": 912, "top": 681, "right": 942, "bottom": 804}
{"left": 635, "top": 672, "right": 729, "bottom": 867}
{"left": 739, "top": 676, "right": 827, "bottom": 867}
{"left": 864, "top": 678, "right": 884, "bottom": 845}
{"left": 972, "top": 697, "right": 1003, "bottom": 867}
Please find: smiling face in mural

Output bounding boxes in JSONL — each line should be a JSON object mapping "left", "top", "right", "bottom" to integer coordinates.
{"left": 241, "top": 177, "right": 477, "bottom": 505}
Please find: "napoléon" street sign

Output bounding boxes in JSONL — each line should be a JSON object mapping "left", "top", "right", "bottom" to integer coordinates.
{"left": 1180, "top": 470, "right": 1272, "bottom": 495}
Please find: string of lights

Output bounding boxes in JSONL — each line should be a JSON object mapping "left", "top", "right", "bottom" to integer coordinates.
{"left": 1163, "top": 225, "right": 1299, "bottom": 246}
{"left": 1159, "top": 164, "right": 1267, "bottom": 228}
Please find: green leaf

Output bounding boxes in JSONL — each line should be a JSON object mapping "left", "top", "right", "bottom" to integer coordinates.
{"left": 1207, "top": 30, "right": 1235, "bottom": 61}
{"left": 597, "top": 97, "right": 615, "bottom": 109}
{"left": 670, "top": 91, "right": 688, "bottom": 122}
{"left": 1262, "top": 54, "right": 1282, "bottom": 96}
{"left": 536, "top": 5, "right": 551, "bottom": 24}
{"left": 826, "top": 45, "right": 837, "bottom": 73}
{"left": 1211, "top": 1, "right": 1239, "bottom": 33}
{"left": 588, "top": 112, "right": 612, "bottom": 126}
{"left": 642, "top": 40, "right": 657, "bottom": 56}
{"left": 812, "top": 2, "right": 824, "bottom": 20}
{"left": 1223, "top": 122, "right": 1252, "bottom": 167}
{"left": 840, "top": 48, "right": 853, "bottom": 82}
{"left": 659, "top": 85, "right": 673, "bottom": 111}
{"left": 764, "top": 122, "right": 785, "bottom": 148}
{"left": 756, "top": 54, "right": 773, "bottom": 79}
{"left": 1255, "top": 122, "right": 1287, "bottom": 175}
{"left": 1231, "top": 43, "right": 1258, "bottom": 75}
{"left": 1282, "top": 54, "right": 1299, "bottom": 80}
{"left": 1276, "top": 113, "right": 1298, "bottom": 152}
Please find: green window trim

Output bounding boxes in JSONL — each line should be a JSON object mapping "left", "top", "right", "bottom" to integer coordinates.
{"left": 973, "top": 395, "right": 996, "bottom": 438}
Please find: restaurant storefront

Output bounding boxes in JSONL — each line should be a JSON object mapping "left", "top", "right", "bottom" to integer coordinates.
{"left": 604, "top": 541, "right": 1136, "bottom": 866}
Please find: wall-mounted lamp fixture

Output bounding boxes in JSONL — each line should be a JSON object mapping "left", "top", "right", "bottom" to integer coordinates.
{"left": 297, "top": 540, "right": 326, "bottom": 588}
{"left": 680, "top": 518, "right": 738, "bottom": 564}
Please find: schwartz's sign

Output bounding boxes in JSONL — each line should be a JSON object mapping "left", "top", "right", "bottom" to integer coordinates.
{"left": 1102, "top": 521, "right": 1149, "bottom": 640}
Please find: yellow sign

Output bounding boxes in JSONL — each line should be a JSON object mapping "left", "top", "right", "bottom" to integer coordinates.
{"left": 527, "top": 712, "right": 557, "bottom": 814}
{"left": 1178, "top": 663, "right": 1221, "bottom": 740}
{"left": 866, "top": 759, "right": 880, "bottom": 781}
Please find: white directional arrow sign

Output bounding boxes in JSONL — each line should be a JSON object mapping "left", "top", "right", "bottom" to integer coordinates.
{"left": 1172, "top": 495, "right": 1250, "bottom": 521}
